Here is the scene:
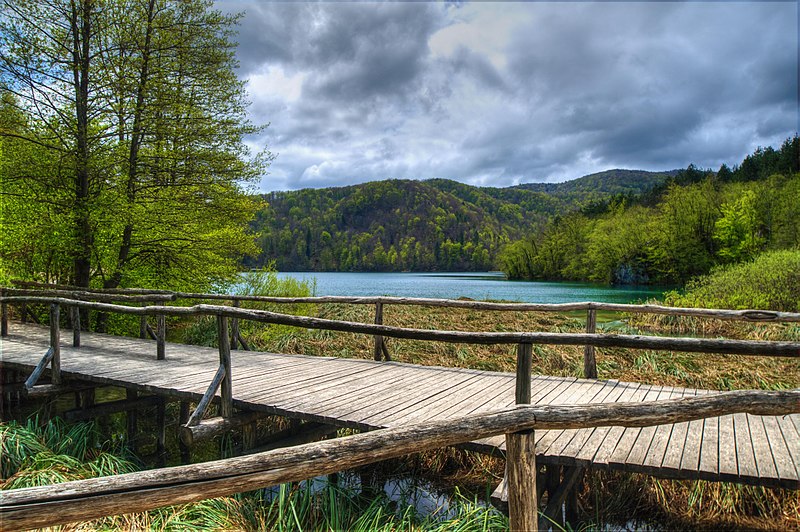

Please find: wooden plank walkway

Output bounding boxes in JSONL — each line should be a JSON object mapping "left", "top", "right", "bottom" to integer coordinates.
{"left": 1, "top": 323, "right": 798, "bottom": 489}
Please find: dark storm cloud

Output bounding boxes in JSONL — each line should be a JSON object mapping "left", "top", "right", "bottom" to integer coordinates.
{"left": 221, "top": 1, "right": 798, "bottom": 191}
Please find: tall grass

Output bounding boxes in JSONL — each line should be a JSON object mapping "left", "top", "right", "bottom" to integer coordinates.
{"left": 1, "top": 418, "right": 510, "bottom": 530}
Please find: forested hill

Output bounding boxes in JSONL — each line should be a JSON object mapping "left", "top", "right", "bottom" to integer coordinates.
{"left": 245, "top": 169, "right": 675, "bottom": 272}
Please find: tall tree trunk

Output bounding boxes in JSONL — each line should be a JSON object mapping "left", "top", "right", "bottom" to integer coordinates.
{"left": 71, "top": 0, "right": 93, "bottom": 290}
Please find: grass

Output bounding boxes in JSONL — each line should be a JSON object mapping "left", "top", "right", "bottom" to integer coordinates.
{"left": 1, "top": 419, "right": 510, "bottom": 531}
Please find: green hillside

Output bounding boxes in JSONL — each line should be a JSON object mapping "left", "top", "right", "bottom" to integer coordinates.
{"left": 500, "top": 137, "right": 800, "bottom": 285}
{"left": 246, "top": 169, "right": 675, "bottom": 272}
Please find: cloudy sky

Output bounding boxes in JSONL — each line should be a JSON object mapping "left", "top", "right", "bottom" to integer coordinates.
{"left": 219, "top": 1, "right": 798, "bottom": 192}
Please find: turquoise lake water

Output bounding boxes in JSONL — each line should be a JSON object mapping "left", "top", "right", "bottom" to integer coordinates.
{"left": 274, "top": 271, "right": 669, "bottom": 304}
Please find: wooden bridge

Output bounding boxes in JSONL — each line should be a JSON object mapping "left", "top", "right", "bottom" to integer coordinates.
{"left": 1, "top": 286, "right": 799, "bottom": 531}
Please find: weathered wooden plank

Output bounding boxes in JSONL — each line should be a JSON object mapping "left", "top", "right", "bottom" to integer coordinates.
{"left": 747, "top": 414, "right": 778, "bottom": 480}
{"left": 680, "top": 389, "right": 709, "bottom": 474}
{"left": 734, "top": 412, "right": 759, "bottom": 479}
{"left": 241, "top": 364, "right": 399, "bottom": 408}
{"left": 591, "top": 383, "right": 651, "bottom": 465}
{"left": 760, "top": 416, "right": 800, "bottom": 480}
{"left": 608, "top": 385, "right": 665, "bottom": 465}
{"left": 557, "top": 380, "right": 627, "bottom": 463}
{"left": 660, "top": 387, "right": 698, "bottom": 474}
{"left": 311, "top": 368, "right": 467, "bottom": 426}
{"left": 697, "top": 413, "right": 720, "bottom": 477}
{"left": 632, "top": 386, "right": 684, "bottom": 470}
{"left": 365, "top": 372, "right": 491, "bottom": 426}
{"left": 544, "top": 380, "right": 624, "bottom": 460}
{"left": 243, "top": 361, "right": 403, "bottom": 405}
{"left": 276, "top": 364, "right": 402, "bottom": 409}
{"left": 717, "top": 414, "right": 737, "bottom": 477}
{"left": 389, "top": 374, "right": 510, "bottom": 426}
{"left": 287, "top": 366, "right": 433, "bottom": 415}
{"left": 536, "top": 380, "right": 613, "bottom": 456}
{"left": 776, "top": 417, "right": 800, "bottom": 481}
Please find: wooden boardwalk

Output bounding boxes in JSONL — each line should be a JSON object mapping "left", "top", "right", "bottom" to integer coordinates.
{"left": 2, "top": 323, "right": 798, "bottom": 490}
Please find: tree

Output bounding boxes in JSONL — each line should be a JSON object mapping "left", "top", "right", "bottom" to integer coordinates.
{"left": 714, "top": 189, "right": 764, "bottom": 263}
{"left": 0, "top": 0, "right": 269, "bottom": 291}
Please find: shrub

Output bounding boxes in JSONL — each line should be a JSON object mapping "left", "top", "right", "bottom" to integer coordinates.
{"left": 665, "top": 249, "right": 800, "bottom": 312}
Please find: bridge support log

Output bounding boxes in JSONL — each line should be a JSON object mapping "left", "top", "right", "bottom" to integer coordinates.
{"left": 540, "top": 465, "right": 585, "bottom": 529}
{"left": 127, "top": 390, "right": 139, "bottom": 452}
{"left": 179, "top": 401, "right": 191, "bottom": 464}
{"left": 180, "top": 412, "right": 264, "bottom": 447}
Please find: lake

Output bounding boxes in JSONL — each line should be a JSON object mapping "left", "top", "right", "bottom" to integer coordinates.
{"left": 274, "top": 271, "right": 669, "bottom": 304}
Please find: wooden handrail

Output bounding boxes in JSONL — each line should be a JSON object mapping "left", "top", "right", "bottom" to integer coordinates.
{"left": 2, "top": 297, "right": 798, "bottom": 357}
{"left": 1, "top": 390, "right": 797, "bottom": 531}
{"left": 6, "top": 282, "right": 800, "bottom": 322}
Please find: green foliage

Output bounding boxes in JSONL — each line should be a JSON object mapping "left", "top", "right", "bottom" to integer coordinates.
{"left": 664, "top": 249, "right": 800, "bottom": 312}
{"left": 500, "top": 138, "right": 800, "bottom": 286}
{"left": 1, "top": 418, "right": 136, "bottom": 487}
{"left": 0, "top": 0, "right": 268, "bottom": 292}
{"left": 713, "top": 190, "right": 764, "bottom": 262}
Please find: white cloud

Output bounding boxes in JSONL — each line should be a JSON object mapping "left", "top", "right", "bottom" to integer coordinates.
{"left": 247, "top": 65, "right": 306, "bottom": 104}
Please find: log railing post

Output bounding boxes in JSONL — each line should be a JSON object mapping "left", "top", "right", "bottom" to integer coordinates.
{"left": 218, "top": 315, "right": 233, "bottom": 418}
{"left": 139, "top": 307, "right": 148, "bottom": 340}
{"left": 70, "top": 306, "right": 80, "bottom": 347}
{"left": 584, "top": 309, "right": 597, "bottom": 379}
{"left": 156, "top": 314, "right": 166, "bottom": 360}
{"left": 507, "top": 341, "right": 536, "bottom": 531}
{"left": 373, "top": 301, "right": 384, "bottom": 361}
{"left": 231, "top": 299, "right": 240, "bottom": 351}
{"left": 49, "top": 303, "right": 61, "bottom": 385}
{"left": 515, "top": 343, "right": 532, "bottom": 404}
{"left": 1, "top": 300, "right": 7, "bottom": 337}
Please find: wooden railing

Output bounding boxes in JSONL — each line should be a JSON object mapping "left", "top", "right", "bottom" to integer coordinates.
{"left": 2, "top": 295, "right": 799, "bottom": 440}
{"left": 4, "top": 281, "right": 800, "bottom": 376}
{"left": 1, "top": 289, "right": 799, "bottom": 531}
{"left": 0, "top": 388, "right": 798, "bottom": 531}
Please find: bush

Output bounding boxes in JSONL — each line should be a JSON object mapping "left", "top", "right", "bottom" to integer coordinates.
{"left": 665, "top": 249, "right": 800, "bottom": 312}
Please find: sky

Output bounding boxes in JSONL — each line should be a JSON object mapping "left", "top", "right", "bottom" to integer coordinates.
{"left": 218, "top": 1, "right": 798, "bottom": 193}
